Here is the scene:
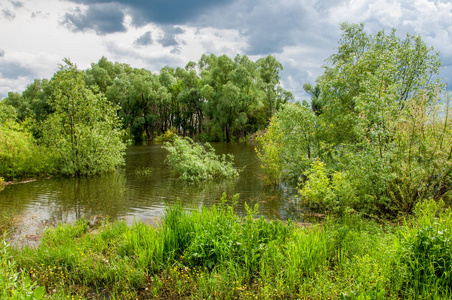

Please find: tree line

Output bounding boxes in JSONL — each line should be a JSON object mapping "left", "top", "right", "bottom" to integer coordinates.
{"left": 0, "top": 54, "right": 291, "bottom": 180}
{"left": 3, "top": 54, "right": 292, "bottom": 145}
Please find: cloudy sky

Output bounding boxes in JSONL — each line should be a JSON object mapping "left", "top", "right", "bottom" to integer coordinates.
{"left": 0, "top": 0, "right": 451, "bottom": 101}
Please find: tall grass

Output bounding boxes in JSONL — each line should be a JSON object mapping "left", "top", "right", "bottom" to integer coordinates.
{"left": 0, "top": 235, "right": 45, "bottom": 299}
{"left": 6, "top": 197, "right": 452, "bottom": 299}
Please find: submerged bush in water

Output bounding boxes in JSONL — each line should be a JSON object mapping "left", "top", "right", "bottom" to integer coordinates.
{"left": 154, "top": 129, "right": 177, "bottom": 143}
{"left": 134, "top": 167, "right": 153, "bottom": 176}
{"left": 163, "top": 136, "right": 239, "bottom": 181}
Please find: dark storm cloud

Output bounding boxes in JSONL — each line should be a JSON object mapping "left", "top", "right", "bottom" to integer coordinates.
{"left": 61, "top": 0, "right": 330, "bottom": 56}
{"left": 63, "top": 0, "right": 235, "bottom": 29}
{"left": 194, "top": 0, "right": 338, "bottom": 55}
{"left": 158, "top": 26, "right": 184, "bottom": 47}
{"left": 0, "top": 61, "right": 33, "bottom": 79}
{"left": 62, "top": 3, "right": 126, "bottom": 35}
{"left": 135, "top": 31, "right": 153, "bottom": 46}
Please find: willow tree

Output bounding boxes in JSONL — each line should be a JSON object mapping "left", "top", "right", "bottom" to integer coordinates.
{"left": 257, "top": 55, "right": 293, "bottom": 119}
{"left": 200, "top": 54, "right": 263, "bottom": 142}
{"left": 314, "top": 23, "right": 447, "bottom": 214}
{"left": 42, "top": 60, "right": 126, "bottom": 176}
{"left": 258, "top": 23, "right": 450, "bottom": 215}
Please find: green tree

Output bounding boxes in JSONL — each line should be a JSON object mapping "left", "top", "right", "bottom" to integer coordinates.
{"left": 3, "top": 92, "right": 28, "bottom": 121}
{"left": 256, "top": 103, "right": 316, "bottom": 184}
{"left": 257, "top": 23, "right": 450, "bottom": 216}
{"left": 314, "top": 23, "right": 446, "bottom": 214}
{"left": 317, "top": 23, "right": 442, "bottom": 147}
{"left": 257, "top": 55, "right": 293, "bottom": 119}
{"left": 42, "top": 60, "right": 126, "bottom": 176}
{"left": 106, "top": 68, "right": 170, "bottom": 144}
{"left": 201, "top": 54, "right": 263, "bottom": 142}
{"left": 85, "top": 57, "right": 132, "bottom": 94}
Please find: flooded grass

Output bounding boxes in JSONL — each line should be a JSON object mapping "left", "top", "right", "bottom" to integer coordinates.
{"left": 2, "top": 197, "right": 452, "bottom": 299}
{"left": 0, "top": 211, "right": 18, "bottom": 238}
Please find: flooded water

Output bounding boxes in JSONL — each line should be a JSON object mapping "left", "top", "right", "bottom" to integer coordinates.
{"left": 0, "top": 143, "right": 303, "bottom": 245}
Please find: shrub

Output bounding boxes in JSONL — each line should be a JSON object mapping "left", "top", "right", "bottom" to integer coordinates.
{"left": 299, "top": 160, "right": 357, "bottom": 214}
{"left": 154, "top": 129, "right": 177, "bottom": 143}
{"left": 0, "top": 103, "right": 51, "bottom": 180}
{"left": 163, "top": 136, "right": 239, "bottom": 181}
{"left": 256, "top": 103, "right": 316, "bottom": 185}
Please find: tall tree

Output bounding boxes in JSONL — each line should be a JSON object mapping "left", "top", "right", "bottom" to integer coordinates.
{"left": 257, "top": 55, "right": 292, "bottom": 119}
{"left": 106, "top": 68, "right": 170, "bottom": 144}
{"left": 42, "top": 60, "right": 126, "bottom": 176}
{"left": 201, "top": 54, "right": 264, "bottom": 142}
{"left": 317, "top": 23, "right": 442, "bottom": 147}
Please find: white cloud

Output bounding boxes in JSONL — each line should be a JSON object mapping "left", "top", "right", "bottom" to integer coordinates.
{"left": 0, "top": 76, "right": 31, "bottom": 98}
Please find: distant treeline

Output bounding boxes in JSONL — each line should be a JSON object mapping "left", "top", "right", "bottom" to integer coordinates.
{"left": 2, "top": 54, "right": 292, "bottom": 144}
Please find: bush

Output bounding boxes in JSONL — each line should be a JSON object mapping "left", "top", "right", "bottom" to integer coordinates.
{"left": 0, "top": 103, "right": 51, "bottom": 180}
{"left": 154, "top": 129, "right": 177, "bottom": 143}
{"left": 298, "top": 160, "right": 358, "bottom": 214}
{"left": 163, "top": 136, "right": 239, "bottom": 181}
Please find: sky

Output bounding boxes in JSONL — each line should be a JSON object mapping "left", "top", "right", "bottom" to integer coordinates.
{"left": 0, "top": 0, "right": 451, "bottom": 102}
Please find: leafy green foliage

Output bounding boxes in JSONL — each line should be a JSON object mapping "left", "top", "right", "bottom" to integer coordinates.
{"left": 257, "top": 23, "right": 451, "bottom": 216}
{"left": 316, "top": 24, "right": 450, "bottom": 215}
{"left": 199, "top": 54, "right": 290, "bottom": 142}
{"left": 256, "top": 103, "right": 316, "bottom": 184}
{"left": 41, "top": 60, "right": 126, "bottom": 176}
{"left": 163, "top": 136, "right": 239, "bottom": 181}
{"left": 257, "top": 55, "right": 293, "bottom": 118}
{"left": 4, "top": 53, "right": 290, "bottom": 150}
{"left": 0, "top": 102, "right": 51, "bottom": 180}
{"left": 9, "top": 198, "right": 452, "bottom": 299}
{"left": 154, "top": 128, "right": 177, "bottom": 143}
{"left": 1, "top": 240, "right": 45, "bottom": 299}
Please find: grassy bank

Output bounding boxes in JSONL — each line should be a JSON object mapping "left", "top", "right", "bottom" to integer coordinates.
{"left": 2, "top": 194, "right": 452, "bottom": 299}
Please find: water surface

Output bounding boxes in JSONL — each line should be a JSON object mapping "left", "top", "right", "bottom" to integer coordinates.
{"left": 0, "top": 143, "right": 302, "bottom": 245}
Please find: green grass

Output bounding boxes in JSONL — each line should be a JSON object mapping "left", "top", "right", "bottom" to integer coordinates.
{"left": 2, "top": 196, "right": 452, "bottom": 299}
